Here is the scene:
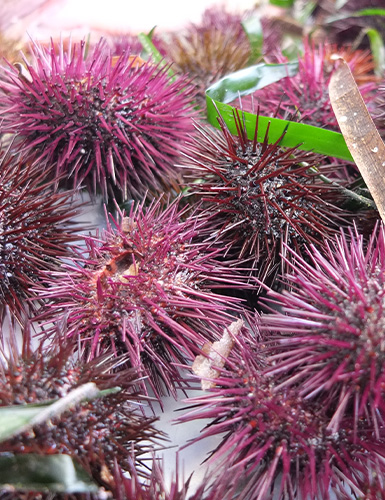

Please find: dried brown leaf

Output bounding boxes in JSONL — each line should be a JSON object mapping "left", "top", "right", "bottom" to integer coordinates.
{"left": 329, "top": 59, "right": 385, "bottom": 222}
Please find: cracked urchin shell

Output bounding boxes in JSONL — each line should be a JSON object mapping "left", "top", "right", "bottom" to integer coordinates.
{"left": 0, "top": 145, "right": 83, "bottom": 324}
{"left": 0, "top": 38, "right": 196, "bottom": 201}
{"left": 260, "top": 224, "right": 385, "bottom": 436}
{"left": 0, "top": 323, "right": 163, "bottom": 491}
{"left": 180, "top": 326, "right": 385, "bottom": 500}
{"left": 182, "top": 110, "right": 350, "bottom": 273}
{"left": 38, "top": 196, "right": 248, "bottom": 398}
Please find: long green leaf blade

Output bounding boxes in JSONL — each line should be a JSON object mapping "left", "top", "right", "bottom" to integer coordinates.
{"left": 325, "top": 8, "right": 385, "bottom": 24}
{"left": 205, "top": 62, "right": 353, "bottom": 161}
{"left": 138, "top": 32, "right": 175, "bottom": 80}
{"left": 0, "top": 384, "right": 120, "bottom": 443}
{"left": 241, "top": 16, "right": 264, "bottom": 63}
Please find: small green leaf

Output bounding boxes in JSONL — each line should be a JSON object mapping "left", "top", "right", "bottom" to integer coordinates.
{"left": 270, "top": 0, "right": 294, "bottom": 7}
{"left": 138, "top": 32, "right": 175, "bottom": 80}
{"left": 351, "top": 8, "right": 385, "bottom": 16}
{"left": 84, "top": 33, "right": 92, "bottom": 59}
{"left": 0, "top": 384, "right": 120, "bottom": 443}
{"left": 0, "top": 406, "right": 51, "bottom": 443}
{"left": 147, "top": 26, "right": 157, "bottom": 39}
{"left": 241, "top": 16, "right": 264, "bottom": 63}
{"left": 0, "top": 453, "right": 99, "bottom": 493}
{"left": 281, "top": 35, "right": 304, "bottom": 60}
{"left": 297, "top": 1, "right": 317, "bottom": 24}
{"left": 365, "top": 28, "right": 385, "bottom": 77}
{"left": 325, "top": 8, "right": 385, "bottom": 24}
{"left": 139, "top": 27, "right": 157, "bottom": 60}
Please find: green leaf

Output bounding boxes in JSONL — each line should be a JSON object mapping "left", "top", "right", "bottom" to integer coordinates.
{"left": 0, "top": 384, "right": 120, "bottom": 443}
{"left": 147, "top": 26, "right": 157, "bottom": 39}
{"left": 241, "top": 16, "right": 264, "bottom": 63}
{"left": 281, "top": 36, "right": 304, "bottom": 60}
{"left": 139, "top": 27, "right": 157, "bottom": 60}
{"left": 0, "top": 406, "right": 51, "bottom": 443}
{"left": 269, "top": 0, "right": 294, "bottom": 7}
{"left": 207, "top": 102, "right": 353, "bottom": 161}
{"left": 297, "top": 1, "right": 317, "bottom": 24}
{"left": 365, "top": 28, "right": 385, "bottom": 77}
{"left": 350, "top": 8, "right": 385, "bottom": 16}
{"left": 138, "top": 32, "right": 175, "bottom": 80}
{"left": 325, "top": 8, "right": 385, "bottom": 24}
{"left": 0, "top": 453, "right": 99, "bottom": 493}
{"left": 206, "top": 62, "right": 299, "bottom": 104}
{"left": 84, "top": 33, "right": 92, "bottom": 59}
{"left": 205, "top": 63, "right": 353, "bottom": 162}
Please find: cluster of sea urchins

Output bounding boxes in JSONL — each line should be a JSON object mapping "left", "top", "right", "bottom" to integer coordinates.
{"left": 179, "top": 320, "right": 385, "bottom": 500}
{"left": 0, "top": 3, "right": 384, "bottom": 499}
{"left": 0, "top": 323, "right": 164, "bottom": 496}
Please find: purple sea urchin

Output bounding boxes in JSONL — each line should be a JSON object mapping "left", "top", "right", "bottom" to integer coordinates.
{"left": 0, "top": 324, "right": 163, "bottom": 493}
{"left": 166, "top": 7, "right": 253, "bottom": 106}
{"left": 323, "top": 46, "right": 377, "bottom": 86}
{"left": 183, "top": 110, "right": 349, "bottom": 271}
{"left": 0, "top": 38, "right": 196, "bottom": 200}
{"left": 261, "top": 224, "right": 385, "bottom": 435}
{"left": 181, "top": 328, "right": 385, "bottom": 500}
{"left": 39, "top": 197, "right": 247, "bottom": 397}
{"left": 0, "top": 146, "right": 81, "bottom": 324}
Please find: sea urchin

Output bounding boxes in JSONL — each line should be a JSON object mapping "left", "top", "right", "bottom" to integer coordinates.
{"left": 183, "top": 109, "right": 348, "bottom": 272}
{"left": 38, "top": 197, "right": 247, "bottom": 397}
{"left": 261, "top": 224, "right": 385, "bottom": 435}
{"left": 0, "top": 38, "right": 196, "bottom": 200}
{"left": 0, "top": 145, "right": 81, "bottom": 324}
{"left": 0, "top": 324, "right": 163, "bottom": 494}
